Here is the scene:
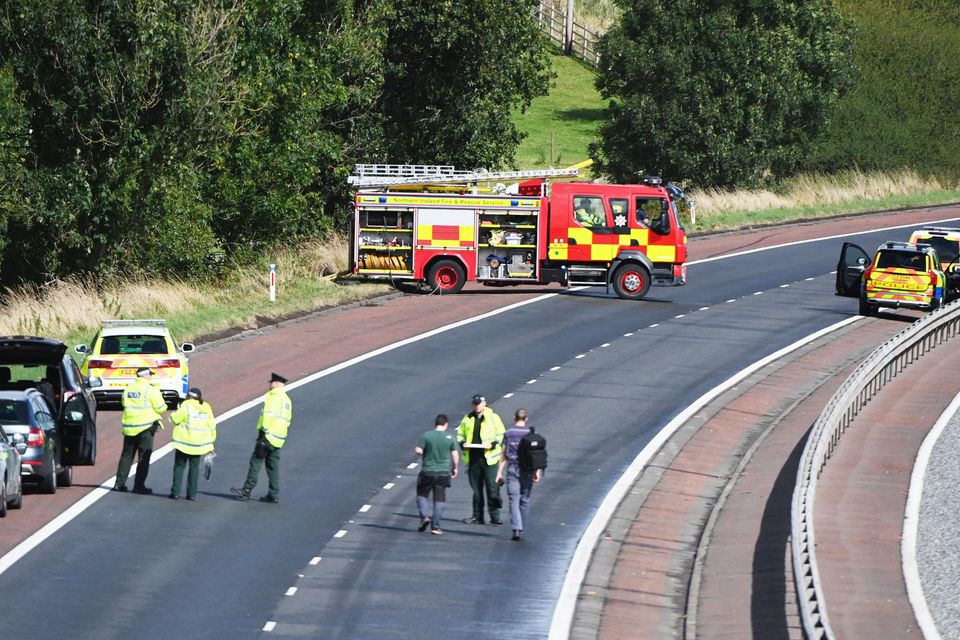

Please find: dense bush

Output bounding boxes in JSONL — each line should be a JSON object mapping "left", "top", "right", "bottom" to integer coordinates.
{"left": 806, "top": 0, "right": 960, "bottom": 175}
{"left": 591, "top": 0, "right": 856, "bottom": 188}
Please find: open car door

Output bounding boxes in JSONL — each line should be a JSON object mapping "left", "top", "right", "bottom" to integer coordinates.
{"left": 836, "top": 242, "right": 870, "bottom": 297}
{"left": 60, "top": 395, "right": 96, "bottom": 465}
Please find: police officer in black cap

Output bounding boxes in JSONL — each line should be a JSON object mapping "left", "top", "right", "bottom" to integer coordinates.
{"left": 231, "top": 372, "right": 292, "bottom": 503}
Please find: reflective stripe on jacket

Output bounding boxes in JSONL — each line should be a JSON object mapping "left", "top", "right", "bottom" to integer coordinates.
{"left": 456, "top": 407, "right": 506, "bottom": 465}
{"left": 121, "top": 377, "right": 167, "bottom": 436}
{"left": 170, "top": 398, "right": 217, "bottom": 456}
{"left": 258, "top": 387, "right": 292, "bottom": 449}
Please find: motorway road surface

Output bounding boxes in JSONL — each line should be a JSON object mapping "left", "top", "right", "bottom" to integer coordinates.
{"left": 2, "top": 206, "right": 959, "bottom": 639}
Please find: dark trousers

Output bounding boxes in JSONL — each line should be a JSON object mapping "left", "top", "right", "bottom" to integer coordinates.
{"left": 171, "top": 450, "right": 201, "bottom": 498}
{"left": 115, "top": 427, "right": 156, "bottom": 490}
{"left": 242, "top": 447, "right": 280, "bottom": 497}
{"left": 468, "top": 457, "right": 501, "bottom": 521}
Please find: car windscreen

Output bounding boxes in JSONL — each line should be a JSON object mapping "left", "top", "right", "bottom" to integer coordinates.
{"left": 920, "top": 237, "right": 960, "bottom": 263}
{"left": 0, "top": 399, "right": 29, "bottom": 424}
{"left": 0, "top": 363, "right": 56, "bottom": 387}
{"left": 876, "top": 251, "right": 926, "bottom": 270}
{"left": 99, "top": 335, "right": 169, "bottom": 355}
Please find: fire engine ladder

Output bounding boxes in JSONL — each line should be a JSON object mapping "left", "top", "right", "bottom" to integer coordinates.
{"left": 347, "top": 164, "right": 580, "bottom": 188}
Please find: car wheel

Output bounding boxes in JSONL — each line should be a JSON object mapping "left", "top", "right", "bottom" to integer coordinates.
{"left": 57, "top": 465, "right": 73, "bottom": 488}
{"left": 39, "top": 467, "right": 57, "bottom": 494}
{"left": 612, "top": 264, "right": 651, "bottom": 300}
{"left": 859, "top": 296, "right": 874, "bottom": 317}
{"left": 10, "top": 476, "right": 22, "bottom": 509}
{"left": 427, "top": 260, "right": 466, "bottom": 294}
{"left": 0, "top": 480, "right": 7, "bottom": 518}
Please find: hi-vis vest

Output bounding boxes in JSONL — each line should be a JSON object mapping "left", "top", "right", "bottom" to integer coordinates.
{"left": 121, "top": 377, "right": 167, "bottom": 436}
{"left": 457, "top": 407, "right": 506, "bottom": 465}
{"left": 170, "top": 398, "right": 217, "bottom": 456}
{"left": 258, "top": 387, "right": 292, "bottom": 449}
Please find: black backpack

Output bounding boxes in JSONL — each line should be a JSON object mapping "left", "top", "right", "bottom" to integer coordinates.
{"left": 518, "top": 428, "right": 547, "bottom": 472}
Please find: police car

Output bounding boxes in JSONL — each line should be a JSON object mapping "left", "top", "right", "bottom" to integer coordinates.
{"left": 907, "top": 226, "right": 960, "bottom": 301}
{"left": 836, "top": 241, "right": 946, "bottom": 316}
{"left": 76, "top": 320, "right": 195, "bottom": 407}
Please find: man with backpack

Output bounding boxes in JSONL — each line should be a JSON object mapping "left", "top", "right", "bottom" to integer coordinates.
{"left": 495, "top": 408, "right": 546, "bottom": 541}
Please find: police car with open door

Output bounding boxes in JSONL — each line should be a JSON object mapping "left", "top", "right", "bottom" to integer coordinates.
{"left": 836, "top": 241, "right": 946, "bottom": 316}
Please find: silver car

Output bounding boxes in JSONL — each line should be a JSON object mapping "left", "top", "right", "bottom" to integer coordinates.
{"left": 0, "top": 424, "right": 24, "bottom": 516}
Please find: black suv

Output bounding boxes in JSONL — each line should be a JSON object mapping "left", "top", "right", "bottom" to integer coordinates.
{"left": 0, "top": 337, "right": 100, "bottom": 468}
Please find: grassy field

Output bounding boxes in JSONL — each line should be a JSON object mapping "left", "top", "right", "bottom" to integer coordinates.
{"left": 514, "top": 53, "right": 605, "bottom": 170}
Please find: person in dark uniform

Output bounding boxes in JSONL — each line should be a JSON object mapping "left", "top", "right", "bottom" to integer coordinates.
{"left": 231, "top": 372, "right": 292, "bottom": 503}
{"left": 456, "top": 394, "right": 506, "bottom": 525}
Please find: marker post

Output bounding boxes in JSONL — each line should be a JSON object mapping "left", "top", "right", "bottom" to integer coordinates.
{"left": 269, "top": 263, "right": 276, "bottom": 302}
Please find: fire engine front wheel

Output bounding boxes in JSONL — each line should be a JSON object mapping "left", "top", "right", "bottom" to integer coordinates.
{"left": 427, "top": 260, "right": 466, "bottom": 294}
{"left": 612, "top": 264, "right": 651, "bottom": 300}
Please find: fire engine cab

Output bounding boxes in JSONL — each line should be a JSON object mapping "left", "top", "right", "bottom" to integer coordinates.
{"left": 349, "top": 164, "right": 689, "bottom": 300}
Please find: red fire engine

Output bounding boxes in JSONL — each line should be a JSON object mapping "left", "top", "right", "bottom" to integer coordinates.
{"left": 349, "top": 165, "right": 689, "bottom": 300}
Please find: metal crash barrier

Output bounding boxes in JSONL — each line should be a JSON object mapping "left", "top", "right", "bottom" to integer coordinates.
{"left": 792, "top": 301, "right": 960, "bottom": 639}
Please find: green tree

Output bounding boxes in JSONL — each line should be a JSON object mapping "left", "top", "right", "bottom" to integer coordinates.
{"left": 592, "top": 0, "right": 856, "bottom": 188}
{"left": 0, "top": 66, "right": 28, "bottom": 264}
{"left": 378, "top": 0, "right": 551, "bottom": 170}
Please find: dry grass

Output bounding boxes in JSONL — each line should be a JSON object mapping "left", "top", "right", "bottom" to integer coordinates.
{"left": 690, "top": 169, "right": 959, "bottom": 219}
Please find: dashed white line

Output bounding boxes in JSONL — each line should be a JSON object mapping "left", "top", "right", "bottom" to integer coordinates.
{"left": 649, "top": 323, "right": 659, "bottom": 328}
{"left": 285, "top": 587, "right": 298, "bottom": 597}
{"left": 623, "top": 333, "right": 633, "bottom": 337}
{"left": 575, "top": 354, "right": 586, "bottom": 359}
{"left": 406, "top": 462, "right": 418, "bottom": 469}
{"left": 674, "top": 314, "right": 685, "bottom": 319}
{"left": 550, "top": 366, "right": 561, "bottom": 371}
{"left": 699, "top": 307, "right": 709, "bottom": 311}
{"left": 527, "top": 379, "right": 537, "bottom": 384}
{"left": 753, "top": 291, "right": 763, "bottom": 295}
{"left": 263, "top": 621, "right": 277, "bottom": 632}
{"left": 383, "top": 482, "right": 395, "bottom": 490}
{"left": 780, "top": 284, "right": 790, "bottom": 288}
{"left": 309, "top": 557, "right": 321, "bottom": 565}
{"left": 359, "top": 504, "right": 371, "bottom": 513}
{"left": 805, "top": 277, "right": 815, "bottom": 281}
{"left": 334, "top": 530, "right": 347, "bottom": 538}
{"left": 726, "top": 299, "right": 736, "bottom": 303}
{"left": 600, "top": 343, "right": 610, "bottom": 348}
{"left": 503, "top": 392, "right": 514, "bottom": 398}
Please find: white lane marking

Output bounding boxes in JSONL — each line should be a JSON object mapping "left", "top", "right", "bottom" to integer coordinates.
{"left": 600, "top": 343, "right": 610, "bottom": 348}
{"left": 687, "top": 214, "right": 960, "bottom": 265}
{"left": 649, "top": 323, "right": 659, "bottom": 328}
{"left": 623, "top": 333, "right": 633, "bottom": 337}
{"left": 309, "top": 557, "right": 321, "bottom": 565}
{"left": 406, "top": 463, "right": 418, "bottom": 469}
{"left": 726, "top": 299, "right": 736, "bottom": 303}
{"left": 830, "top": 270, "right": 837, "bottom": 274}
{"left": 503, "top": 393, "right": 514, "bottom": 398}
{"left": 527, "top": 379, "right": 537, "bottom": 384}
{"left": 550, "top": 366, "right": 562, "bottom": 371}
{"left": 359, "top": 504, "right": 371, "bottom": 513}
{"left": 753, "top": 291, "right": 763, "bottom": 296}
{"left": 806, "top": 277, "right": 816, "bottom": 281}
{"left": 575, "top": 354, "right": 586, "bottom": 359}
{"left": 548, "top": 314, "right": 863, "bottom": 639}
{"left": 780, "top": 284, "right": 790, "bottom": 288}
{"left": 285, "top": 587, "right": 298, "bottom": 597}
{"left": 263, "top": 621, "right": 277, "bottom": 632}
{"left": 674, "top": 314, "right": 685, "bottom": 319}
{"left": 902, "top": 392, "right": 960, "bottom": 640}
{"left": 382, "top": 482, "right": 395, "bottom": 490}
{"left": 334, "top": 530, "right": 347, "bottom": 538}
{"left": 699, "top": 307, "right": 709, "bottom": 311}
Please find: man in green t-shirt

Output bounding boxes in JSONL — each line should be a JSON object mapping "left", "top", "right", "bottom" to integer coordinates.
{"left": 414, "top": 414, "right": 460, "bottom": 535}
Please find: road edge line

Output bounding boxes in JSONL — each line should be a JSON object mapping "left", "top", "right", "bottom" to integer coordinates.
{"left": 901, "top": 391, "right": 960, "bottom": 640}
{"left": 547, "top": 314, "right": 863, "bottom": 640}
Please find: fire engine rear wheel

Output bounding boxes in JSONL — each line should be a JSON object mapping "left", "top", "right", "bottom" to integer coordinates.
{"left": 612, "top": 264, "right": 651, "bottom": 300}
{"left": 427, "top": 260, "right": 466, "bottom": 294}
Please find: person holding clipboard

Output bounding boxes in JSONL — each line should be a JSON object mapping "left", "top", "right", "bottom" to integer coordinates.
{"left": 457, "top": 395, "right": 506, "bottom": 525}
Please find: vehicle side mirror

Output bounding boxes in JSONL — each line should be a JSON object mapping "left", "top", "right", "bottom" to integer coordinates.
{"left": 67, "top": 411, "right": 85, "bottom": 423}
{"left": 857, "top": 257, "right": 867, "bottom": 266}
{"left": 181, "top": 343, "right": 196, "bottom": 354}
{"left": 87, "top": 376, "right": 103, "bottom": 389}
{"left": 75, "top": 344, "right": 88, "bottom": 354}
